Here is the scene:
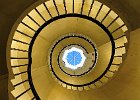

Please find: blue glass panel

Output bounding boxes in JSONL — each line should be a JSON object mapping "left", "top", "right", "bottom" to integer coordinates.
{"left": 66, "top": 51, "right": 82, "bottom": 66}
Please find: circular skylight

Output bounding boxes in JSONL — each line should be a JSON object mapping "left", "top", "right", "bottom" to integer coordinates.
{"left": 62, "top": 47, "right": 86, "bottom": 70}
{"left": 67, "top": 51, "right": 82, "bottom": 66}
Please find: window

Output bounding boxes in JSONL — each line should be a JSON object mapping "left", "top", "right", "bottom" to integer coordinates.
{"left": 62, "top": 47, "right": 86, "bottom": 70}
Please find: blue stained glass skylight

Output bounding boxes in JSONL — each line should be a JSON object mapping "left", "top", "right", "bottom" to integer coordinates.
{"left": 66, "top": 51, "right": 82, "bottom": 66}
{"left": 62, "top": 47, "right": 86, "bottom": 70}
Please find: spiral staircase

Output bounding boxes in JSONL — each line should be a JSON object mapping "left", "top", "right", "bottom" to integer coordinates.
{"left": 0, "top": 0, "right": 140, "bottom": 100}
